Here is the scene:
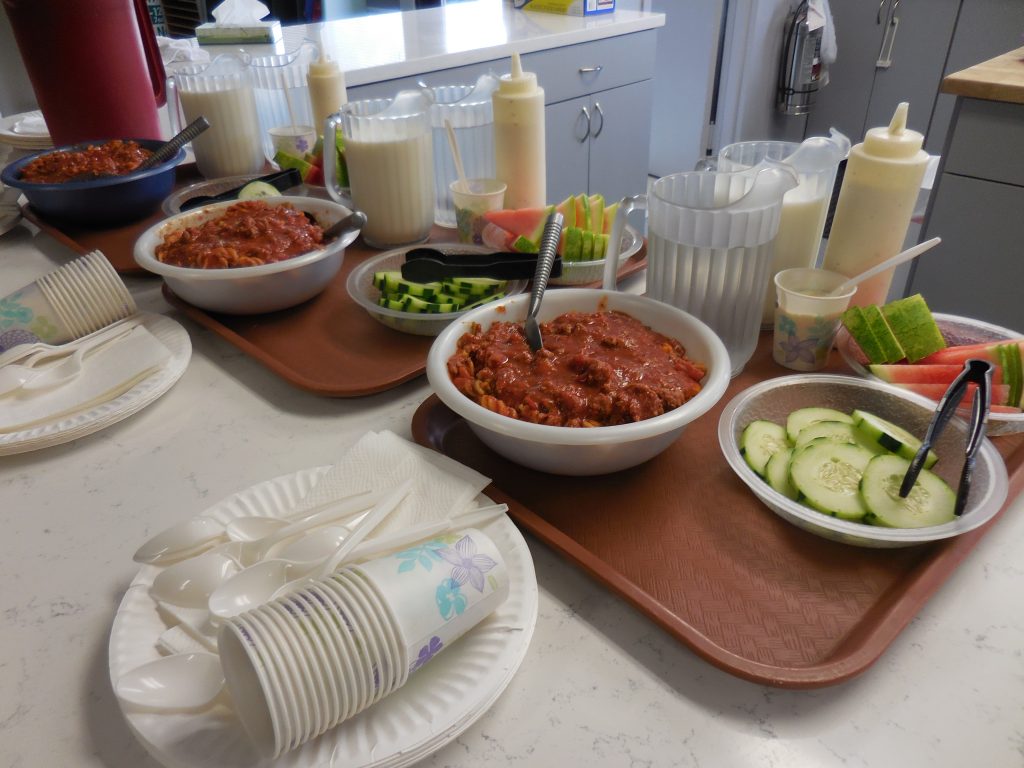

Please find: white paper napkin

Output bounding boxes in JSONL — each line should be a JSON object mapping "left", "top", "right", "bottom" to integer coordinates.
{"left": 0, "top": 325, "right": 171, "bottom": 433}
{"left": 293, "top": 431, "right": 491, "bottom": 536}
{"left": 12, "top": 113, "right": 47, "bottom": 136}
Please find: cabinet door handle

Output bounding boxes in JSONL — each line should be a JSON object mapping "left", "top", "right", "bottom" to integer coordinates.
{"left": 576, "top": 107, "right": 591, "bottom": 143}
{"left": 876, "top": 0, "right": 900, "bottom": 68}
{"left": 592, "top": 102, "right": 605, "bottom": 138}
{"left": 578, "top": 65, "right": 603, "bottom": 74}
{"left": 876, "top": 0, "right": 887, "bottom": 24}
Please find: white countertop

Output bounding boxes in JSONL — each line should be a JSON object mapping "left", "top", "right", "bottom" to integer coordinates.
{"left": 2, "top": 213, "right": 1024, "bottom": 767}
{"left": 201, "top": 0, "right": 664, "bottom": 87}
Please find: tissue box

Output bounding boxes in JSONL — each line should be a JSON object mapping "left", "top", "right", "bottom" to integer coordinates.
{"left": 196, "top": 20, "right": 282, "bottom": 45}
{"left": 521, "top": 0, "right": 615, "bottom": 15}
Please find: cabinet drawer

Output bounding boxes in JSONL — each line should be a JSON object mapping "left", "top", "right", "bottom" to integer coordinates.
{"left": 943, "top": 98, "right": 1024, "bottom": 187}
{"left": 524, "top": 30, "right": 657, "bottom": 104}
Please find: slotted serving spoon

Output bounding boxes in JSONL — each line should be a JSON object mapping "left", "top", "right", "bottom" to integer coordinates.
{"left": 524, "top": 211, "right": 564, "bottom": 352}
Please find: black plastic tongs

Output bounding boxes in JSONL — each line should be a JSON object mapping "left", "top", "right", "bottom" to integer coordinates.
{"left": 400, "top": 246, "right": 562, "bottom": 283}
{"left": 899, "top": 358, "right": 994, "bottom": 516}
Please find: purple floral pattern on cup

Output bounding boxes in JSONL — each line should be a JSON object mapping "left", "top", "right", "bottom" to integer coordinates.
{"left": 436, "top": 534, "right": 497, "bottom": 593}
{"left": 411, "top": 636, "right": 443, "bottom": 673}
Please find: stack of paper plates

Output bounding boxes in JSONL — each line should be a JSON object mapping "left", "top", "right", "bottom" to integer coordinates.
{"left": 0, "top": 110, "right": 53, "bottom": 151}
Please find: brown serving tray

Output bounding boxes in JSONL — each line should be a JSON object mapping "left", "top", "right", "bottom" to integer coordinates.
{"left": 410, "top": 335, "right": 1024, "bottom": 688}
{"left": 25, "top": 165, "right": 646, "bottom": 396}
{"left": 164, "top": 236, "right": 647, "bottom": 397}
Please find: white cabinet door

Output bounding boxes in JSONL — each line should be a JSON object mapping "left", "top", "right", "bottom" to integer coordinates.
{"left": 588, "top": 80, "right": 653, "bottom": 205}
{"left": 545, "top": 95, "right": 592, "bottom": 204}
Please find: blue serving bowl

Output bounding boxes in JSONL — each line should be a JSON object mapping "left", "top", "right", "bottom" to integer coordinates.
{"left": 0, "top": 138, "right": 185, "bottom": 228}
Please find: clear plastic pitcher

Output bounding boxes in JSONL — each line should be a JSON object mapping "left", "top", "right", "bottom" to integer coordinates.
{"left": 167, "top": 54, "right": 265, "bottom": 179}
{"left": 325, "top": 90, "right": 435, "bottom": 249}
{"left": 249, "top": 43, "right": 318, "bottom": 163}
{"left": 429, "top": 73, "right": 499, "bottom": 227}
{"left": 717, "top": 129, "right": 850, "bottom": 326}
{"left": 603, "top": 164, "right": 798, "bottom": 376}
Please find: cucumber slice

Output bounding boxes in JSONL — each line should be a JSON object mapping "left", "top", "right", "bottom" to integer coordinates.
{"left": 461, "top": 292, "right": 506, "bottom": 310}
{"left": 765, "top": 447, "right": 798, "bottom": 500}
{"left": 789, "top": 441, "right": 875, "bottom": 520}
{"left": 794, "top": 420, "right": 889, "bottom": 457}
{"left": 740, "top": 420, "right": 790, "bottom": 477}
{"left": 400, "top": 294, "right": 457, "bottom": 313}
{"left": 380, "top": 272, "right": 444, "bottom": 299}
{"left": 852, "top": 409, "right": 938, "bottom": 469}
{"left": 785, "top": 407, "right": 854, "bottom": 444}
{"left": 237, "top": 180, "right": 281, "bottom": 200}
{"left": 442, "top": 277, "right": 508, "bottom": 297}
{"left": 860, "top": 453, "right": 956, "bottom": 528}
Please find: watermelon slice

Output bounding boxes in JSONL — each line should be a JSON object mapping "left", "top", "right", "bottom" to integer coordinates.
{"left": 917, "top": 338, "right": 1024, "bottom": 365}
{"left": 483, "top": 205, "right": 554, "bottom": 252}
{"left": 602, "top": 202, "right": 619, "bottom": 235}
{"left": 881, "top": 294, "right": 946, "bottom": 362}
{"left": 557, "top": 195, "right": 577, "bottom": 229}
{"left": 588, "top": 194, "right": 604, "bottom": 233}
{"left": 869, "top": 363, "right": 1005, "bottom": 386}
{"left": 890, "top": 382, "right": 1016, "bottom": 410}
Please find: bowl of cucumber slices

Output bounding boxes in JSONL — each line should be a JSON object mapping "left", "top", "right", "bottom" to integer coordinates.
{"left": 718, "top": 374, "right": 1009, "bottom": 548}
{"left": 346, "top": 245, "right": 528, "bottom": 336}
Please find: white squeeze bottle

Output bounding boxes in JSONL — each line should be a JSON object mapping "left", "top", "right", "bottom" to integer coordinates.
{"left": 821, "top": 102, "right": 929, "bottom": 307}
{"left": 307, "top": 49, "right": 348, "bottom": 137}
{"left": 492, "top": 52, "right": 546, "bottom": 209}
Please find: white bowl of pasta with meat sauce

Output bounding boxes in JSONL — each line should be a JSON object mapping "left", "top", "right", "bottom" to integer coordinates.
{"left": 426, "top": 288, "right": 730, "bottom": 475}
{"left": 134, "top": 196, "right": 359, "bottom": 314}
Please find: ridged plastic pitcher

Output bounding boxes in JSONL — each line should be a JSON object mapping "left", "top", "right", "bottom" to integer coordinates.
{"left": 429, "top": 74, "right": 499, "bottom": 227}
{"left": 717, "top": 129, "right": 850, "bottom": 325}
{"left": 604, "top": 164, "right": 798, "bottom": 376}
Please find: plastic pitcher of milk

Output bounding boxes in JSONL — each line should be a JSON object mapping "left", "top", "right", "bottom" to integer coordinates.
{"left": 602, "top": 164, "right": 797, "bottom": 376}
{"left": 717, "top": 129, "right": 850, "bottom": 326}
{"left": 325, "top": 90, "right": 435, "bottom": 249}
{"left": 167, "top": 54, "right": 265, "bottom": 179}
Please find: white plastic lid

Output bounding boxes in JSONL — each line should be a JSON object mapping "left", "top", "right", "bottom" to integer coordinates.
{"left": 863, "top": 102, "right": 924, "bottom": 159}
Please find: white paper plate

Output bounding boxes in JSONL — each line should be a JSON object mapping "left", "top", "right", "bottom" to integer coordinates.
{"left": 109, "top": 467, "right": 539, "bottom": 768}
{"left": 0, "top": 111, "right": 52, "bottom": 149}
{"left": 836, "top": 312, "right": 1024, "bottom": 436}
{"left": 0, "top": 313, "right": 191, "bottom": 455}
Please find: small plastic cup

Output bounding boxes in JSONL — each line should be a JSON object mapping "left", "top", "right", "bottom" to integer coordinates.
{"left": 449, "top": 179, "right": 506, "bottom": 244}
{"left": 268, "top": 124, "right": 317, "bottom": 161}
{"left": 773, "top": 267, "right": 857, "bottom": 371}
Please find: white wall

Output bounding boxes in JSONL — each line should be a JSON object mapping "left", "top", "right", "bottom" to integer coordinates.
{"left": 0, "top": 7, "right": 37, "bottom": 117}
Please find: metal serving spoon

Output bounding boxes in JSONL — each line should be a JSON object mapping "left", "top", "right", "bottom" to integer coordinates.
{"left": 137, "top": 116, "right": 210, "bottom": 171}
{"left": 524, "top": 211, "right": 564, "bottom": 352}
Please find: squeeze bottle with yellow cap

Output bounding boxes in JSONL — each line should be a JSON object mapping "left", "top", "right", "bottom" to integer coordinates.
{"left": 492, "top": 52, "right": 546, "bottom": 209}
{"left": 307, "top": 50, "right": 348, "bottom": 137}
{"left": 821, "top": 102, "right": 929, "bottom": 307}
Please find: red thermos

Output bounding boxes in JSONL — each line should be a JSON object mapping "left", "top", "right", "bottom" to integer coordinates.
{"left": 2, "top": 0, "right": 167, "bottom": 144}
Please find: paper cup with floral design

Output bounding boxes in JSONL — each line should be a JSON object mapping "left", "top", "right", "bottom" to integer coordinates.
{"left": 349, "top": 527, "right": 509, "bottom": 677}
{"left": 773, "top": 267, "right": 857, "bottom": 371}
{"left": 0, "top": 281, "right": 74, "bottom": 352}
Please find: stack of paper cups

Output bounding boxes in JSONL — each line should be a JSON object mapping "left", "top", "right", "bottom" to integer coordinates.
{"left": 218, "top": 527, "right": 509, "bottom": 757}
{"left": 0, "top": 251, "right": 135, "bottom": 353}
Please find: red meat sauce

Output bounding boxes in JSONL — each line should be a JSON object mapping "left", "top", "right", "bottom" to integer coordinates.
{"left": 156, "top": 200, "right": 326, "bottom": 269}
{"left": 19, "top": 139, "right": 152, "bottom": 183}
{"left": 448, "top": 309, "right": 708, "bottom": 427}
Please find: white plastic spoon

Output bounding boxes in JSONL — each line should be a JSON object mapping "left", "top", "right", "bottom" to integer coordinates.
{"left": 133, "top": 488, "right": 373, "bottom": 565}
{"left": 149, "top": 544, "right": 243, "bottom": 609}
{"left": 115, "top": 653, "right": 224, "bottom": 712}
{"left": 270, "top": 502, "right": 508, "bottom": 602}
{"left": 209, "top": 482, "right": 412, "bottom": 619}
{"left": 159, "top": 495, "right": 383, "bottom": 620}
{"left": 133, "top": 517, "right": 227, "bottom": 565}
{"left": 831, "top": 236, "right": 941, "bottom": 296}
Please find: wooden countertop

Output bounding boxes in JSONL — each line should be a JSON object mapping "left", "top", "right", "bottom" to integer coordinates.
{"left": 941, "top": 45, "right": 1024, "bottom": 104}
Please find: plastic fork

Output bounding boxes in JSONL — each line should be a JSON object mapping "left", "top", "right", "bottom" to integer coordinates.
{"left": 0, "top": 319, "right": 138, "bottom": 396}
{"left": 899, "top": 358, "right": 993, "bottom": 516}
